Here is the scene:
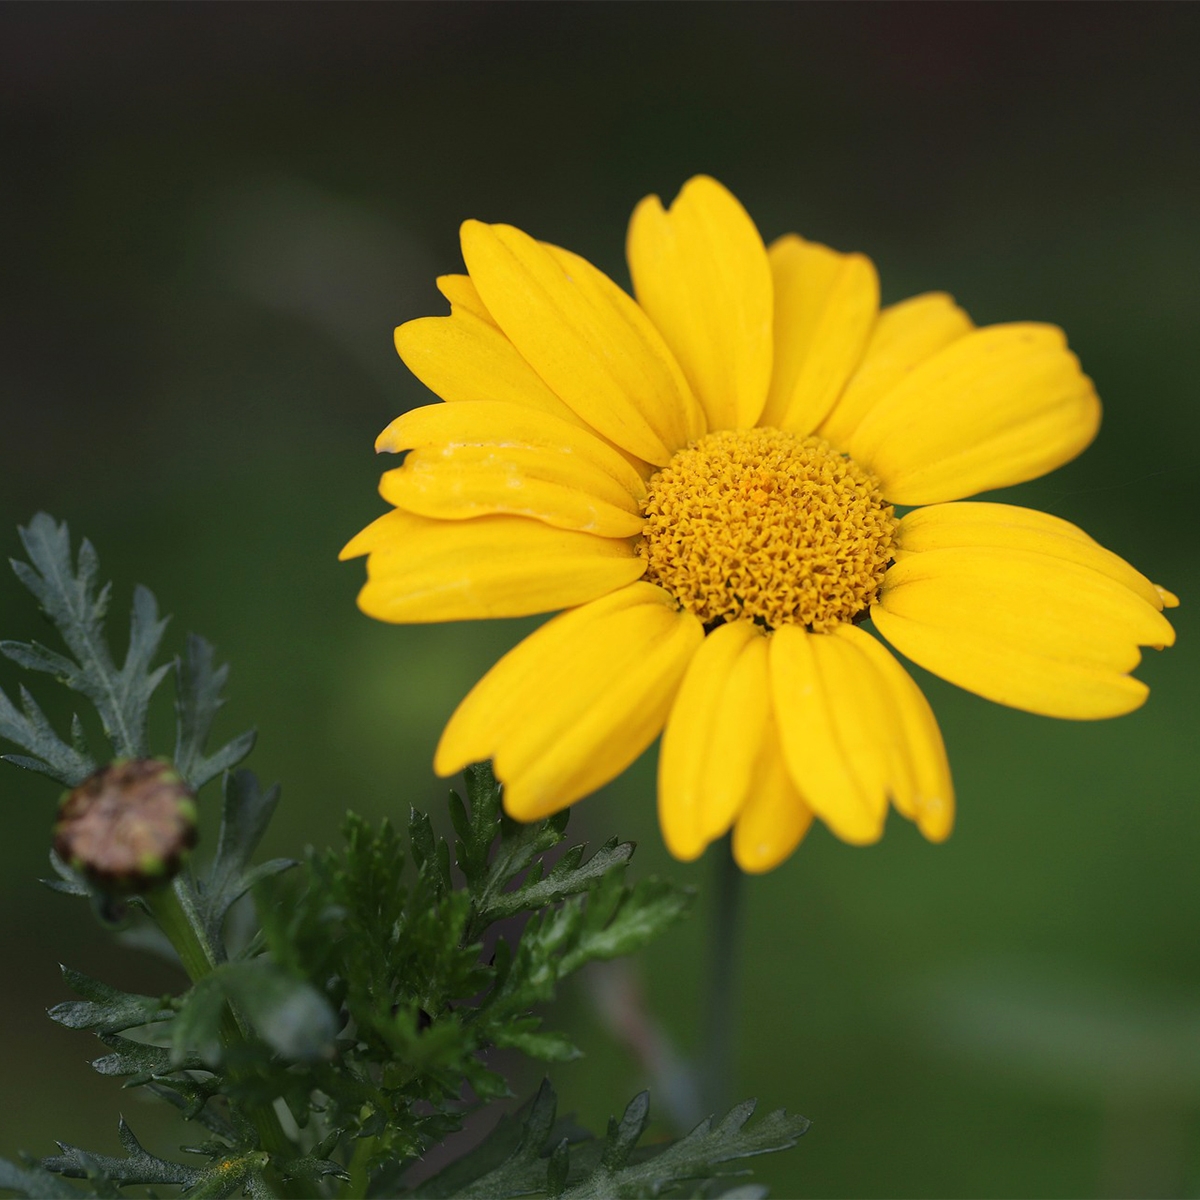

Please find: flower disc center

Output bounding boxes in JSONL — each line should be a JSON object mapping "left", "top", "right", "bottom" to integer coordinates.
{"left": 638, "top": 427, "right": 897, "bottom": 632}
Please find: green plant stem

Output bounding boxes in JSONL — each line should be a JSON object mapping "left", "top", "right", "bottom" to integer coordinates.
{"left": 147, "top": 877, "right": 303, "bottom": 1194}
{"left": 345, "top": 1130, "right": 378, "bottom": 1199}
{"left": 700, "top": 835, "right": 744, "bottom": 1118}
{"left": 148, "top": 878, "right": 216, "bottom": 976}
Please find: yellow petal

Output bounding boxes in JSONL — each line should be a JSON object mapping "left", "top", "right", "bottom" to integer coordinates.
{"left": 342, "top": 508, "right": 643, "bottom": 623}
{"left": 436, "top": 583, "right": 704, "bottom": 820}
{"left": 379, "top": 450, "right": 644, "bottom": 537}
{"left": 658, "top": 621, "right": 770, "bottom": 861}
{"left": 732, "top": 714, "right": 814, "bottom": 874}
{"left": 832, "top": 625, "right": 954, "bottom": 842}
{"left": 819, "top": 292, "right": 973, "bottom": 450}
{"left": 377, "top": 400, "right": 646, "bottom": 498}
{"left": 437, "top": 584, "right": 660, "bottom": 776}
{"left": 394, "top": 311, "right": 586, "bottom": 429}
{"left": 882, "top": 546, "right": 1175, "bottom": 664}
{"left": 460, "top": 220, "right": 705, "bottom": 465}
{"left": 872, "top": 606, "right": 1148, "bottom": 721}
{"left": 627, "top": 175, "right": 773, "bottom": 430}
{"left": 375, "top": 401, "right": 646, "bottom": 536}
{"left": 769, "top": 625, "right": 887, "bottom": 844}
{"left": 760, "top": 235, "right": 880, "bottom": 435}
{"left": 808, "top": 632, "right": 899, "bottom": 827}
{"left": 435, "top": 273, "right": 496, "bottom": 325}
{"left": 848, "top": 323, "right": 1101, "bottom": 505}
{"left": 895, "top": 502, "right": 1165, "bottom": 611}
{"left": 873, "top": 546, "right": 1175, "bottom": 718}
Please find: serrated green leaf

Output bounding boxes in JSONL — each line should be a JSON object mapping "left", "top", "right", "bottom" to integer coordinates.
{"left": 601, "top": 1090, "right": 651, "bottom": 1172}
{"left": 174, "top": 633, "right": 255, "bottom": 790}
{"left": 43, "top": 1119, "right": 201, "bottom": 1191}
{"left": 229, "top": 963, "right": 338, "bottom": 1063}
{"left": 278, "top": 1154, "right": 349, "bottom": 1186}
{"left": 463, "top": 761, "right": 503, "bottom": 835}
{"left": 198, "top": 770, "right": 292, "bottom": 946}
{"left": 5, "top": 514, "right": 170, "bottom": 760}
{"left": 410, "top": 1083, "right": 808, "bottom": 1200}
{"left": 546, "top": 1137, "right": 571, "bottom": 1197}
{"left": 489, "top": 1025, "right": 581, "bottom": 1063}
{"left": 88, "top": 1033, "right": 222, "bottom": 1121}
{"left": 148, "top": 1081, "right": 239, "bottom": 1140}
{"left": 168, "top": 976, "right": 227, "bottom": 1067}
{"left": 0, "top": 1156, "right": 81, "bottom": 1199}
{"left": 482, "top": 837, "right": 637, "bottom": 927}
{"left": 557, "top": 876, "right": 694, "bottom": 977}
{"left": 174, "top": 1149, "right": 272, "bottom": 1200}
{"left": 172, "top": 959, "right": 336, "bottom": 1066}
{"left": 40, "top": 850, "right": 91, "bottom": 898}
{"left": 90, "top": 1032, "right": 201, "bottom": 1079}
{"left": 0, "top": 642, "right": 77, "bottom": 680}
{"left": 0, "top": 683, "right": 94, "bottom": 787}
{"left": 562, "top": 1100, "right": 809, "bottom": 1200}
{"left": 407, "top": 1083, "right": 544, "bottom": 1198}
{"left": 48, "top": 967, "right": 171, "bottom": 1034}
{"left": 469, "top": 821, "right": 564, "bottom": 931}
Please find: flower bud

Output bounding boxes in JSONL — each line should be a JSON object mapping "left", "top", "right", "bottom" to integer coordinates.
{"left": 53, "top": 759, "right": 198, "bottom": 894}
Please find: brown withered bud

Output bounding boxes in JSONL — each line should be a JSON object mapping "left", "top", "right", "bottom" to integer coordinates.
{"left": 53, "top": 759, "right": 198, "bottom": 894}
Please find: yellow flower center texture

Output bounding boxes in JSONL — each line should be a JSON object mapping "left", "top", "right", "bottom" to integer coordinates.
{"left": 638, "top": 427, "right": 898, "bottom": 632}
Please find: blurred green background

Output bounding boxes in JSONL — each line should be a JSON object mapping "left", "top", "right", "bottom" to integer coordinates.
{"left": 2, "top": 4, "right": 1198, "bottom": 1196}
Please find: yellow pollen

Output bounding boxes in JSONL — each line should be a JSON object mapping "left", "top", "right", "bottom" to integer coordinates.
{"left": 637, "top": 427, "right": 897, "bottom": 632}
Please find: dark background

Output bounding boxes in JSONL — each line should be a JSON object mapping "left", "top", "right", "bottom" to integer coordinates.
{"left": 2, "top": 4, "right": 1198, "bottom": 1196}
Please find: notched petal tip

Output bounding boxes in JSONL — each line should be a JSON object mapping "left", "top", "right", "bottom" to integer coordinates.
{"left": 1156, "top": 584, "right": 1181, "bottom": 610}
{"left": 461, "top": 217, "right": 701, "bottom": 464}
{"left": 852, "top": 322, "right": 1102, "bottom": 505}
{"left": 763, "top": 235, "right": 880, "bottom": 436}
{"left": 627, "top": 173, "right": 772, "bottom": 432}
{"left": 1147, "top": 614, "right": 1176, "bottom": 650}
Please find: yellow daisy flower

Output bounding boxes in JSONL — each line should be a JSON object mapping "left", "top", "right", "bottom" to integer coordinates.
{"left": 342, "top": 176, "right": 1178, "bottom": 873}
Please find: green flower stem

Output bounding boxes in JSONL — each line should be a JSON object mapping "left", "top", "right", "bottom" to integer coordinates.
{"left": 146, "top": 877, "right": 302, "bottom": 1193}
{"left": 701, "top": 835, "right": 744, "bottom": 1118}
{"left": 345, "top": 1129, "right": 378, "bottom": 1200}
{"left": 148, "top": 878, "right": 217, "bottom": 980}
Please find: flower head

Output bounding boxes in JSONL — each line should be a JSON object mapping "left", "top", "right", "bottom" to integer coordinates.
{"left": 54, "top": 758, "right": 198, "bottom": 893}
{"left": 342, "top": 177, "right": 1177, "bottom": 872}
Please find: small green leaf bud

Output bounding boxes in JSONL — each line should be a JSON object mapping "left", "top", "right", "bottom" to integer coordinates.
{"left": 53, "top": 758, "right": 198, "bottom": 894}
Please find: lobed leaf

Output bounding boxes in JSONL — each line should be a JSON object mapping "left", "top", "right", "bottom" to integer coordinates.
{"left": 42, "top": 1119, "right": 202, "bottom": 1191}
{"left": 170, "top": 959, "right": 337, "bottom": 1067}
{"left": 413, "top": 1081, "right": 809, "bottom": 1199}
{"left": 0, "top": 1156, "right": 81, "bottom": 1199}
{"left": 4, "top": 514, "right": 171, "bottom": 764}
{"left": 557, "top": 876, "right": 695, "bottom": 977}
{"left": 0, "top": 684, "right": 94, "bottom": 787}
{"left": 47, "top": 967, "right": 172, "bottom": 1035}
{"left": 197, "top": 769, "right": 293, "bottom": 946}
{"left": 481, "top": 836, "right": 637, "bottom": 928}
{"left": 40, "top": 850, "right": 91, "bottom": 898}
{"left": 174, "top": 633, "right": 256, "bottom": 791}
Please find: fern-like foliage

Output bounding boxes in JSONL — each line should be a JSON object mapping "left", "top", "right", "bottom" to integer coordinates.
{"left": 412, "top": 1080, "right": 809, "bottom": 1199}
{"left": 0, "top": 517, "right": 809, "bottom": 1198}
{"left": 0, "top": 512, "right": 253, "bottom": 789}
